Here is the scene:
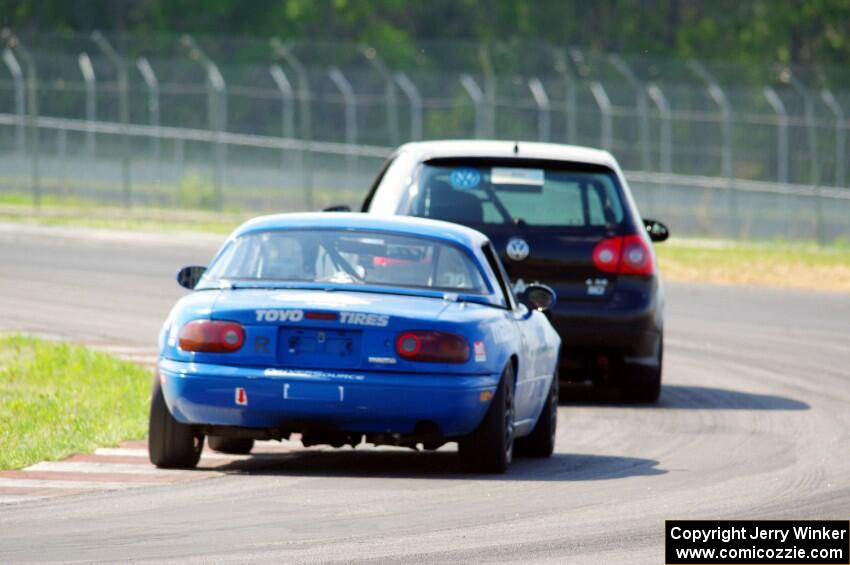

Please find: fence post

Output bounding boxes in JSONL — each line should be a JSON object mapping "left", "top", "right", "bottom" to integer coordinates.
{"left": 394, "top": 72, "right": 423, "bottom": 141}
{"left": 688, "top": 61, "right": 733, "bottom": 179}
{"left": 609, "top": 54, "right": 650, "bottom": 171}
{"left": 2, "top": 29, "right": 39, "bottom": 207}
{"left": 689, "top": 60, "right": 737, "bottom": 233}
{"left": 528, "top": 77, "right": 551, "bottom": 142}
{"left": 478, "top": 45, "right": 496, "bottom": 138}
{"left": 588, "top": 81, "right": 612, "bottom": 151}
{"left": 460, "top": 74, "right": 486, "bottom": 138}
{"left": 269, "top": 64, "right": 295, "bottom": 173}
{"left": 57, "top": 126, "right": 67, "bottom": 198}
{"left": 647, "top": 83, "right": 672, "bottom": 174}
{"left": 820, "top": 89, "right": 845, "bottom": 187}
{"left": 269, "top": 65, "right": 295, "bottom": 140}
{"left": 787, "top": 76, "right": 820, "bottom": 187}
{"left": 328, "top": 67, "right": 358, "bottom": 176}
{"left": 360, "top": 45, "right": 399, "bottom": 146}
{"left": 552, "top": 49, "right": 577, "bottom": 144}
{"left": 92, "top": 32, "right": 131, "bottom": 209}
{"left": 180, "top": 35, "right": 226, "bottom": 210}
{"left": 78, "top": 52, "right": 97, "bottom": 156}
{"left": 136, "top": 57, "right": 160, "bottom": 165}
{"left": 2, "top": 48, "right": 25, "bottom": 155}
{"left": 271, "top": 39, "right": 313, "bottom": 209}
{"left": 787, "top": 75, "right": 823, "bottom": 244}
{"left": 763, "top": 86, "right": 789, "bottom": 184}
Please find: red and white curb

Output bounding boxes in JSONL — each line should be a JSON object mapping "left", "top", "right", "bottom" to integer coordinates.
{"left": 90, "top": 344, "right": 159, "bottom": 367}
{"left": 0, "top": 439, "right": 304, "bottom": 506}
{"left": 0, "top": 336, "right": 309, "bottom": 506}
{"left": 24, "top": 334, "right": 160, "bottom": 368}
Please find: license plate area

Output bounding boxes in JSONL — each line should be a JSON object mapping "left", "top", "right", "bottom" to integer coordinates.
{"left": 283, "top": 382, "right": 345, "bottom": 402}
{"left": 277, "top": 328, "right": 362, "bottom": 369}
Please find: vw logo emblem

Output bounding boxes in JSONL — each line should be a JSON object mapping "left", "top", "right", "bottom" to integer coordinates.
{"left": 506, "top": 237, "right": 530, "bottom": 261}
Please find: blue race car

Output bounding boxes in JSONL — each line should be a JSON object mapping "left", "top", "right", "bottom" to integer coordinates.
{"left": 150, "top": 213, "right": 561, "bottom": 473}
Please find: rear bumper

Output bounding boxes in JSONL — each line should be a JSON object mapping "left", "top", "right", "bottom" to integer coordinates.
{"left": 551, "top": 316, "right": 661, "bottom": 360}
{"left": 549, "top": 278, "right": 663, "bottom": 365}
{"left": 158, "top": 359, "right": 499, "bottom": 437}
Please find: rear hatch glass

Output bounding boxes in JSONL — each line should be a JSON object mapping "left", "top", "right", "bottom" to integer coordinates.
{"left": 403, "top": 158, "right": 629, "bottom": 301}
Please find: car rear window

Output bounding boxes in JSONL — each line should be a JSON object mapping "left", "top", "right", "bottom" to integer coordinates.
{"left": 201, "top": 229, "right": 488, "bottom": 294}
{"left": 408, "top": 159, "right": 625, "bottom": 229}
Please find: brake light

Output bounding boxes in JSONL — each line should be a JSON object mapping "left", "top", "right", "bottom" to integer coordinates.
{"left": 396, "top": 331, "right": 470, "bottom": 363}
{"left": 592, "top": 235, "right": 654, "bottom": 276}
{"left": 178, "top": 320, "right": 245, "bottom": 353}
{"left": 619, "top": 234, "right": 654, "bottom": 275}
{"left": 305, "top": 311, "right": 337, "bottom": 321}
{"left": 592, "top": 237, "right": 622, "bottom": 273}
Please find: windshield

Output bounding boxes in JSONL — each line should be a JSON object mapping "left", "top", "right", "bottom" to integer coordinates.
{"left": 201, "top": 229, "right": 488, "bottom": 294}
{"left": 408, "top": 161, "right": 625, "bottom": 228}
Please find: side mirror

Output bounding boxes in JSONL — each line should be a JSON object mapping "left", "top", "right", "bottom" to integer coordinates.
{"left": 177, "top": 266, "right": 206, "bottom": 289}
{"left": 520, "top": 284, "right": 556, "bottom": 312}
{"left": 643, "top": 218, "right": 670, "bottom": 242}
{"left": 323, "top": 205, "right": 352, "bottom": 212}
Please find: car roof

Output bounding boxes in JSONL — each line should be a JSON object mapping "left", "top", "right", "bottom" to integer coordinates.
{"left": 395, "top": 140, "right": 619, "bottom": 169}
{"left": 233, "top": 212, "right": 490, "bottom": 250}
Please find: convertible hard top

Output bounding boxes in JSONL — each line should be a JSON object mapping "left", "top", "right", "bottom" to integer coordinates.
{"left": 234, "top": 212, "right": 490, "bottom": 251}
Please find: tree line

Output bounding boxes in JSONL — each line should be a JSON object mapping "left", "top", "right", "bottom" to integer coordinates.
{"left": 1, "top": 0, "right": 848, "bottom": 67}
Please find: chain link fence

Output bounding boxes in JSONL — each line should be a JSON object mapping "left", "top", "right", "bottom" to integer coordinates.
{"left": 0, "top": 31, "right": 848, "bottom": 243}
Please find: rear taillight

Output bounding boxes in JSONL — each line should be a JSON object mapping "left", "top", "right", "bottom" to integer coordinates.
{"left": 178, "top": 320, "right": 245, "bottom": 353}
{"left": 396, "top": 331, "right": 470, "bottom": 363}
{"left": 592, "top": 237, "right": 623, "bottom": 273}
{"left": 619, "top": 234, "right": 653, "bottom": 275}
{"left": 592, "top": 235, "right": 654, "bottom": 276}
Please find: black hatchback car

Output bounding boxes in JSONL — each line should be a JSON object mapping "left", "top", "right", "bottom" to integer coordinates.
{"left": 350, "top": 140, "right": 669, "bottom": 402}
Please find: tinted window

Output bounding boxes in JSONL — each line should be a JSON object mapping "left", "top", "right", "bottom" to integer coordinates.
{"left": 202, "top": 230, "right": 488, "bottom": 294}
{"left": 409, "top": 161, "right": 625, "bottom": 228}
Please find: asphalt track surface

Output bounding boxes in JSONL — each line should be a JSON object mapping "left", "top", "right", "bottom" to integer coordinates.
{"left": 0, "top": 222, "right": 848, "bottom": 564}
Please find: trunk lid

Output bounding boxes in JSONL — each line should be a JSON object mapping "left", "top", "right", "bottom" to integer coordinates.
{"left": 484, "top": 225, "right": 619, "bottom": 302}
{"left": 209, "top": 288, "right": 475, "bottom": 373}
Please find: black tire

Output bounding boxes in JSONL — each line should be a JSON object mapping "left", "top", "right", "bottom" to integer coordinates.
{"left": 148, "top": 379, "right": 203, "bottom": 469}
{"left": 458, "top": 363, "right": 515, "bottom": 474}
{"left": 515, "top": 367, "right": 558, "bottom": 458}
{"left": 207, "top": 436, "right": 255, "bottom": 455}
{"left": 622, "top": 335, "right": 663, "bottom": 403}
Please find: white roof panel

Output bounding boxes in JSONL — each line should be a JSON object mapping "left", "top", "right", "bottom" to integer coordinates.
{"left": 396, "top": 140, "right": 618, "bottom": 169}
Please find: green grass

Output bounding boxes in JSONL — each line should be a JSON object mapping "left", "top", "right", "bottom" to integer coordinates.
{"left": 0, "top": 200, "right": 245, "bottom": 234}
{"left": 7, "top": 214, "right": 241, "bottom": 234}
{"left": 0, "top": 335, "right": 153, "bottom": 470}
{"left": 657, "top": 239, "right": 850, "bottom": 292}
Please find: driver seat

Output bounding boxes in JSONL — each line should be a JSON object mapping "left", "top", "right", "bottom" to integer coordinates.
{"left": 425, "top": 179, "right": 484, "bottom": 224}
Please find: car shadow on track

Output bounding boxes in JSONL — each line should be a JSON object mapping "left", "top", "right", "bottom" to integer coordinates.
{"left": 209, "top": 449, "right": 666, "bottom": 481}
{"left": 561, "top": 384, "right": 810, "bottom": 411}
